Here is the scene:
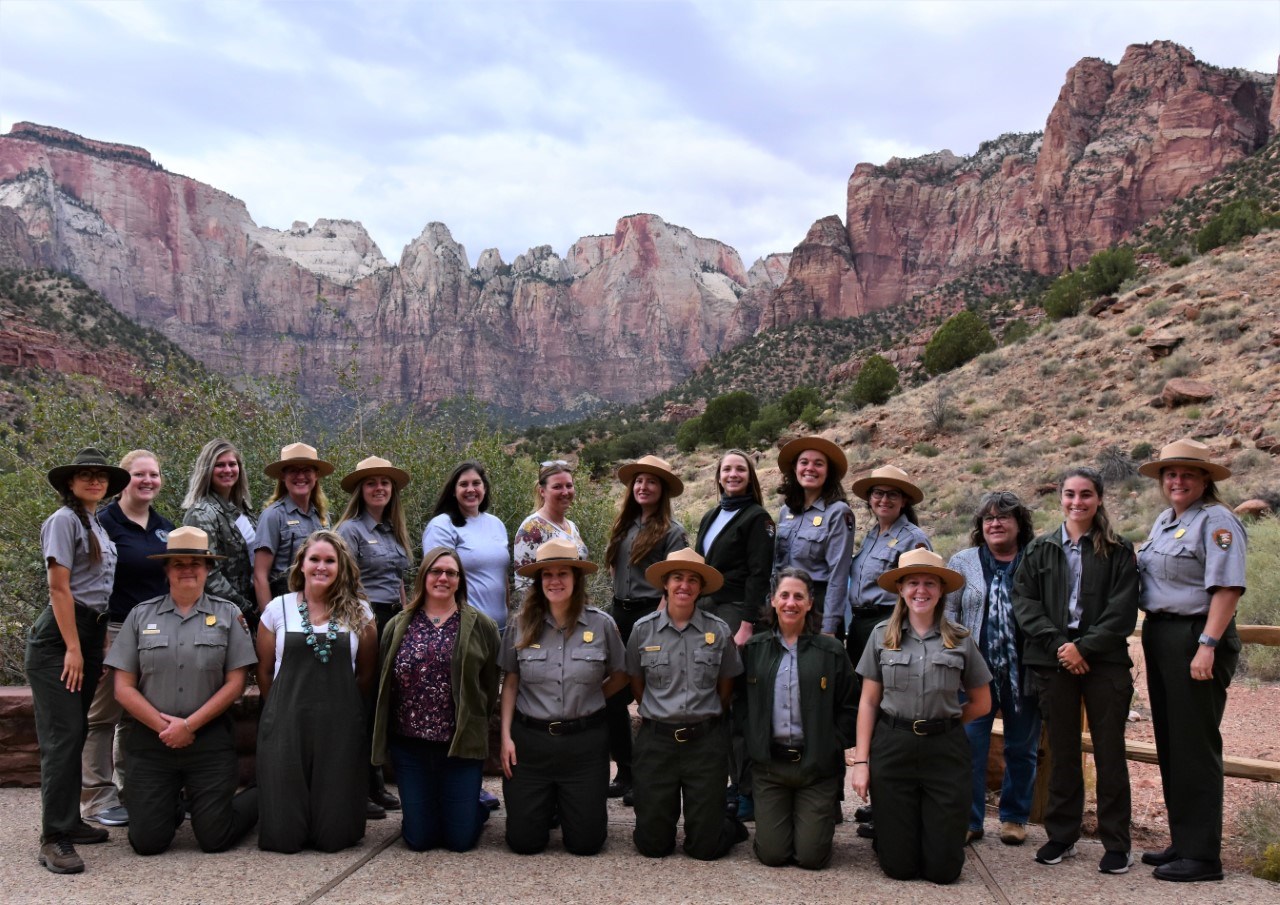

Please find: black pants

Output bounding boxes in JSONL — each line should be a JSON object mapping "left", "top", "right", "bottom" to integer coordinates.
{"left": 503, "top": 718, "right": 609, "bottom": 855}
{"left": 606, "top": 598, "right": 657, "bottom": 779}
{"left": 632, "top": 719, "right": 742, "bottom": 861}
{"left": 26, "top": 605, "right": 105, "bottom": 843}
{"left": 1143, "top": 615, "right": 1239, "bottom": 862}
{"left": 123, "top": 719, "right": 258, "bottom": 855}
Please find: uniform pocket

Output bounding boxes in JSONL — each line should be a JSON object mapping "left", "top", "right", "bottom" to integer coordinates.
{"left": 569, "top": 647, "right": 606, "bottom": 684}
{"left": 138, "top": 634, "right": 170, "bottom": 673}
{"left": 878, "top": 650, "right": 911, "bottom": 690}
{"left": 1159, "top": 543, "right": 1201, "bottom": 582}
{"left": 929, "top": 649, "right": 966, "bottom": 694}
{"left": 194, "top": 627, "right": 229, "bottom": 672}
{"left": 516, "top": 647, "right": 549, "bottom": 683}
{"left": 691, "top": 648, "right": 722, "bottom": 690}
{"left": 640, "top": 650, "right": 672, "bottom": 689}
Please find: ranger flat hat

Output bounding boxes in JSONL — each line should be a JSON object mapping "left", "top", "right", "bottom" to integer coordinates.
{"left": 515, "top": 538, "right": 598, "bottom": 578}
{"left": 616, "top": 455, "right": 684, "bottom": 496}
{"left": 876, "top": 548, "right": 964, "bottom": 595}
{"left": 644, "top": 548, "right": 724, "bottom": 595}
{"left": 340, "top": 455, "right": 410, "bottom": 493}
{"left": 777, "top": 436, "right": 848, "bottom": 481}
{"left": 147, "top": 525, "right": 224, "bottom": 560}
{"left": 264, "top": 442, "right": 335, "bottom": 480}
{"left": 47, "top": 447, "right": 131, "bottom": 498}
{"left": 1137, "top": 438, "right": 1231, "bottom": 482}
{"left": 851, "top": 464, "right": 925, "bottom": 505}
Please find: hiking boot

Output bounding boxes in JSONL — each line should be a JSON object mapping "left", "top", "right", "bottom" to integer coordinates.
{"left": 38, "top": 840, "right": 84, "bottom": 874}
{"left": 999, "top": 821, "right": 1027, "bottom": 845}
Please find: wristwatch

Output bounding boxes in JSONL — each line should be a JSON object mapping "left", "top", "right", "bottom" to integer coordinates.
{"left": 1197, "top": 633, "right": 1218, "bottom": 648}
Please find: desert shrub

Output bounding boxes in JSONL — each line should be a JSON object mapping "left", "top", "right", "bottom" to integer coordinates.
{"left": 847, "top": 354, "right": 898, "bottom": 407}
{"left": 1161, "top": 352, "right": 1200, "bottom": 378}
{"left": 1239, "top": 518, "right": 1280, "bottom": 680}
{"left": 1146, "top": 299, "right": 1169, "bottom": 317}
{"left": 700, "top": 391, "right": 759, "bottom": 445}
{"left": 922, "top": 311, "right": 996, "bottom": 375}
{"left": 1082, "top": 246, "right": 1137, "bottom": 296}
{"left": 1004, "top": 387, "right": 1027, "bottom": 406}
{"left": 1196, "top": 198, "right": 1265, "bottom": 253}
{"left": 1126, "top": 324, "right": 1145, "bottom": 337}
{"left": 925, "top": 387, "right": 964, "bottom": 435}
{"left": 913, "top": 442, "right": 939, "bottom": 458}
{"left": 675, "top": 416, "right": 703, "bottom": 452}
{"left": 1042, "top": 270, "right": 1088, "bottom": 320}
{"left": 1238, "top": 788, "right": 1280, "bottom": 881}
{"left": 1001, "top": 319, "right": 1033, "bottom": 345}
{"left": 1066, "top": 434, "right": 1085, "bottom": 448}
{"left": 975, "top": 352, "right": 1003, "bottom": 376}
{"left": 1129, "top": 441, "right": 1153, "bottom": 461}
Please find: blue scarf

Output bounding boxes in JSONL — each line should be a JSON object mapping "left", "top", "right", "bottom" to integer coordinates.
{"left": 980, "top": 545, "right": 1022, "bottom": 712}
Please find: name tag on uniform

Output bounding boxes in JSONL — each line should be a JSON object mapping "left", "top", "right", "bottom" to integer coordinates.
{"left": 705, "top": 632, "right": 716, "bottom": 644}
{"left": 530, "top": 644, "right": 541, "bottom": 649}
{"left": 785, "top": 513, "right": 795, "bottom": 520}
{"left": 142, "top": 624, "right": 160, "bottom": 635}
{"left": 205, "top": 615, "right": 217, "bottom": 626}
{"left": 887, "top": 538, "right": 899, "bottom": 547}
{"left": 287, "top": 519, "right": 300, "bottom": 526}
{"left": 812, "top": 516, "right": 822, "bottom": 527}
{"left": 366, "top": 537, "right": 379, "bottom": 544}
{"left": 644, "top": 645, "right": 661, "bottom": 652}
{"left": 1174, "top": 528, "right": 1186, "bottom": 539}
{"left": 582, "top": 631, "right": 594, "bottom": 643}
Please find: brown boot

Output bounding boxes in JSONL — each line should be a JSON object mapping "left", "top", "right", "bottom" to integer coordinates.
{"left": 38, "top": 840, "right": 85, "bottom": 874}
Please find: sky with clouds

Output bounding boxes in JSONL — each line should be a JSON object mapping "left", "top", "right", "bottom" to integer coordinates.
{"left": 1, "top": 0, "right": 1275, "bottom": 268}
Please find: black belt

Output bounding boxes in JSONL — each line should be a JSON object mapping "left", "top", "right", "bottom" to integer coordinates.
{"left": 643, "top": 716, "right": 721, "bottom": 743}
{"left": 1142, "top": 610, "right": 1204, "bottom": 621}
{"left": 73, "top": 603, "right": 110, "bottom": 624}
{"left": 851, "top": 605, "right": 893, "bottom": 617}
{"left": 613, "top": 596, "right": 659, "bottom": 610}
{"left": 878, "top": 713, "right": 961, "bottom": 736}
{"left": 514, "top": 710, "right": 605, "bottom": 736}
{"left": 770, "top": 742, "right": 805, "bottom": 762}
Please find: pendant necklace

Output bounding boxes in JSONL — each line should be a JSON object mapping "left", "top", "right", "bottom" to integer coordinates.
{"left": 298, "top": 593, "right": 337, "bottom": 663}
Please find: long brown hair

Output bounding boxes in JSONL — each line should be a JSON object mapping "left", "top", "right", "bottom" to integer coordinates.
{"left": 881, "top": 576, "right": 969, "bottom": 651}
{"left": 182, "top": 439, "right": 252, "bottom": 511}
{"left": 715, "top": 449, "right": 763, "bottom": 504}
{"left": 60, "top": 488, "right": 104, "bottom": 564}
{"left": 779, "top": 452, "right": 848, "bottom": 512}
{"left": 605, "top": 472, "right": 676, "bottom": 569}
{"left": 287, "top": 529, "right": 369, "bottom": 632}
{"left": 1060, "top": 466, "right": 1123, "bottom": 559}
{"left": 337, "top": 478, "right": 414, "bottom": 568}
{"left": 406, "top": 546, "right": 469, "bottom": 615}
{"left": 514, "top": 566, "right": 588, "bottom": 650}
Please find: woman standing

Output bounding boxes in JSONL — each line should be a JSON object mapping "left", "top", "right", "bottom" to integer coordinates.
{"left": 512, "top": 462, "right": 587, "bottom": 596}
{"left": 851, "top": 549, "right": 991, "bottom": 884}
{"left": 1012, "top": 468, "right": 1139, "bottom": 874}
{"left": 82, "top": 450, "right": 174, "bottom": 829}
{"left": 944, "top": 491, "right": 1039, "bottom": 846}
{"left": 337, "top": 455, "right": 413, "bottom": 818}
{"left": 181, "top": 439, "right": 257, "bottom": 624}
{"left": 740, "top": 569, "right": 856, "bottom": 870}
{"left": 371, "top": 547, "right": 501, "bottom": 852}
{"left": 27, "top": 448, "right": 128, "bottom": 874}
{"left": 256, "top": 530, "right": 377, "bottom": 853}
{"left": 1135, "top": 439, "right": 1246, "bottom": 883}
{"left": 253, "top": 443, "right": 332, "bottom": 611}
{"left": 772, "top": 437, "right": 854, "bottom": 627}
{"left": 603, "top": 455, "right": 688, "bottom": 799}
{"left": 422, "top": 461, "right": 510, "bottom": 633}
{"left": 500, "top": 539, "right": 626, "bottom": 855}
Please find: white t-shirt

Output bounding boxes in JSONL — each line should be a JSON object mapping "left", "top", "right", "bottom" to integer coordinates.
{"left": 260, "top": 592, "right": 372, "bottom": 676}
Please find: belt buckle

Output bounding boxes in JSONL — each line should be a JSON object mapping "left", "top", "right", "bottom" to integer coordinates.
{"left": 788, "top": 748, "right": 802, "bottom": 763}
{"left": 912, "top": 719, "right": 929, "bottom": 736}
{"left": 673, "top": 726, "right": 690, "bottom": 743}
{"left": 547, "top": 721, "right": 563, "bottom": 736}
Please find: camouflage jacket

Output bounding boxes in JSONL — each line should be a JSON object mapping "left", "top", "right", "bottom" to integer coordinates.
{"left": 183, "top": 494, "right": 257, "bottom": 616}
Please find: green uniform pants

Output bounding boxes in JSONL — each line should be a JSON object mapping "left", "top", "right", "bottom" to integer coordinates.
{"left": 752, "top": 757, "right": 841, "bottom": 869}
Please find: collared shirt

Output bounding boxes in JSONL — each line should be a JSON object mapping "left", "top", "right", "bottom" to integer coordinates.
{"left": 856, "top": 621, "right": 990, "bottom": 722}
{"left": 41, "top": 506, "right": 117, "bottom": 613}
{"left": 843, "top": 514, "right": 933, "bottom": 631}
{"left": 773, "top": 498, "right": 854, "bottom": 622}
{"left": 625, "top": 607, "right": 743, "bottom": 723}
{"left": 98, "top": 501, "right": 174, "bottom": 622}
{"left": 337, "top": 511, "right": 409, "bottom": 606}
{"left": 1138, "top": 502, "right": 1248, "bottom": 616}
{"left": 610, "top": 518, "right": 688, "bottom": 603}
{"left": 770, "top": 636, "right": 804, "bottom": 745}
{"left": 499, "top": 607, "right": 624, "bottom": 721}
{"left": 256, "top": 498, "right": 328, "bottom": 578}
{"left": 106, "top": 592, "right": 256, "bottom": 718}
{"left": 1061, "top": 524, "right": 1087, "bottom": 630}
{"left": 422, "top": 512, "right": 510, "bottom": 630}
{"left": 511, "top": 514, "right": 587, "bottom": 595}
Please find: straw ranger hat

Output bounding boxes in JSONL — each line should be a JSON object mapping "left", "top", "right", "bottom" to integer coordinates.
{"left": 851, "top": 464, "right": 925, "bottom": 505}
{"left": 47, "top": 447, "right": 131, "bottom": 498}
{"left": 147, "top": 525, "right": 225, "bottom": 561}
{"left": 264, "top": 442, "right": 335, "bottom": 480}
{"left": 777, "top": 436, "right": 849, "bottom": 481}
{"left": 644, "top": 548, "right": 724, "bottom": 595}
{"left": 876, "top": 548, "right": 964, "bottom": 595}
{"left": 515, "top": 538, "right": 598, "bottom": 578}
{"left": 1137, "top": 438, "right": 1231, "bottom": 482}
{"left": 616, "top": 454, "right": 684, "bottom": 496}
{"left": 340, "top": 455, "right": 410, "bottom": 493}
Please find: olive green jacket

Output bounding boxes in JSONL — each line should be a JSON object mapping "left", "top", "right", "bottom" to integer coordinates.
{"left": 182, "top": 494, "right": 256, "bottom": 616}
{"left": 371, "top": 603, "right": 501, "bottom": 764}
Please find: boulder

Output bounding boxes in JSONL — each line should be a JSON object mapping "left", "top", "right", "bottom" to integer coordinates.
{"left": 1161, "top": 378, "right": 1215, "bottom": 407}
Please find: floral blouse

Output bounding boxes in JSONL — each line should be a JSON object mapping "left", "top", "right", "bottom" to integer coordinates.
{"left": 392, "top": 609, "right": 459, "bottom": 742}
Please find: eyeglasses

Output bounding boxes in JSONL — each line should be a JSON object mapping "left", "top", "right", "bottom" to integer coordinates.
{"left": 982, "top": 514, "right": 1016, "bottom": 524}
{"left": 74, "top": 470, "right": 110, "bottom": 483}
{"left": 869, "top": 488, "right": 903, "bottom": 501}
{"left": 540, "top": 460, "right": 570, "bottom": 468}
{"left": 427, "top": 568, "right": 460, "bottom": 579}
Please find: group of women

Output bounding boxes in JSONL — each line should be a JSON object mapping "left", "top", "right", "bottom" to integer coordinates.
{"left": 28, "top": 435, "right": 1247, "bottom": 886}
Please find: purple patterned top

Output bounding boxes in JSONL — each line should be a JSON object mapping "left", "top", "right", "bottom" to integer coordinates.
{"left": 392, "top": 608, "right": 459, "bottom": 742}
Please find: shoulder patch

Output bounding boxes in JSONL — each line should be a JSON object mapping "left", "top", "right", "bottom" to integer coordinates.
{"left": 236, "top": 613, "right": 250, "bottom": 635}
{"left": 1212, "top": 528, "right": 1233, "bottom": 551}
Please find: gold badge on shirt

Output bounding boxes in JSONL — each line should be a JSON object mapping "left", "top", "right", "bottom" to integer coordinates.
{"left": 582, "top": 631, "right": 594, "bottom": 643}
{"left": 205, "top": 615, "right": 217, "bottom": 626}
{"left": 1174, "top": 528, "right": 1186, "bottom": 539}
{"left": 705, "top": 632, "right": 716, "bottom": 645}
{"left": 812, "top": 516, "right": 822, "bottom": 527}
{"left": 887, "top": 538, "right": 899, "bottom": 548}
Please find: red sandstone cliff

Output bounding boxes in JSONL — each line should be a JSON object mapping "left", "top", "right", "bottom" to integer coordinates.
{"left": 764, "top": 41, "right": 1274, "bottom": 325}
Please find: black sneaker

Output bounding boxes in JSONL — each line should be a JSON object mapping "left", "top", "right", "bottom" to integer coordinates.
{"left": 1035, "top": 840, "right": 1077, "bottom": 865}
{"left": 1099, "top": 850, "right": 1134, "bottom": 874}
{"left": 38, "top": 840, "right": 84, "bottom": 874}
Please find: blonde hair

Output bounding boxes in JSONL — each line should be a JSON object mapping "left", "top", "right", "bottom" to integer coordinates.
{"left": 182, "top": 439, "right": 252, "bottom": 511}
{"left": 117, "top": 449, "right": 161, "bottom": 504}
{"left": 881, "top": 577, "right": 970, "bottom": 651}
{"left": 287, "top": 529, "right": 370, "bottom": 632}
{"left": 266, "top": 476, "right": 329, "bottom": 523}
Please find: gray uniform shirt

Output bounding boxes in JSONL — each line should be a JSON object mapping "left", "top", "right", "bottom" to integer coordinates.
{"left": 41, "top": 506, "right": 117, "bottom": 613}
{"left": 625, "top": 607, "right": 743, "bottom": 723}
{"left": 771, "top": 637, "right": 803, "bottom": 744}
{"left": 256, "top": 498, "right": 327, "bottom": 578}
{"left": 857, "top": 622, "right": 991, "bottom": 722}
{"left": 337, "top": 512, "right": 409, "bottom": 606}
{"left": 773, "top": 498, "right": 854, "bottom": 622}
{"left": 843, "top": 515, "right": 933, "bottom": 631}
{"left": 1138, "top": 502, "right": 1247, "bottom": 616}
{"left": 1062, "top": 525, "right": 1086, "bottom": 630}
{"left": 106, "top": 593, "right": 256, "bottom": 718}
{"left": 610, "top": 519, "right": 688, "bottom": 603}
{"left": 499, "top": 607, "right": 625, "bottom": 721}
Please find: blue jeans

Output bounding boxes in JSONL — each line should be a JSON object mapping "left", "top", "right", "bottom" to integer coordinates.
{"left": 963, "top": 672, "right": 1040, "bottom": 830}
{"left": 388, "top": 736, "right": 488, "bottom": 852}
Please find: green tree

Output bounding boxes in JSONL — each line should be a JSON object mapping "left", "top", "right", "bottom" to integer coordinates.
{"left": 922, "top": 310, "right": 996, "bottom": 375}
{"left": 700, "top": 391, "right": 759, "bottom": 445}
{"left": 848, "top": 354, "right": 898, "bottom": 407}
{"left": 1196, "top": 198, "right": 1265, "bottom": 253}
{"left": 675, "top": 416, "right": 703, "bottom": 452}
{"left": 1041, "top": 270, "right": 1088, "bottom": 320}
{"left": 1083, "top": 246, "right": 1136, "bottom": 296}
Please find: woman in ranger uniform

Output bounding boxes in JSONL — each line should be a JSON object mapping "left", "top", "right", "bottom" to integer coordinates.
{"left": 1135, "top": 439, "right": 1246, "bottom": 884}
{"left": 253, "top": 443, "right": 333, "bottom": 611}
{"left": 182, "top": 439, "right": 258, "bottom": 627}
{"left": 851, "top": 549, "right": 991, "bottom": 885}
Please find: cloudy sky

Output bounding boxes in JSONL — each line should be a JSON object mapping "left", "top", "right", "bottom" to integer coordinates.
{"left": 2, "top": 1, "right": 1275, "bottom": 268}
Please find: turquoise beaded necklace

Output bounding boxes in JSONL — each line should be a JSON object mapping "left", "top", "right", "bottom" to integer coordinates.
{"left": 297, "top": 594, "right": 338, "bottom": 664}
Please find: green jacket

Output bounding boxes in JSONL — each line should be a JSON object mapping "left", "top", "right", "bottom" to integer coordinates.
{"left": 182, "top": 494, "right": 256, "bottom": 616}
{"left": 1012, "top": 528, "right": 1139, "bottom": 669}
{"left": 371, "top": 604, "right": 501, "bottom": 764}
{"left": 739, "top": 631, "right": 856, "bottom": 782}
{"left": 696, "top": 503, "right": 775, "bottom": 626}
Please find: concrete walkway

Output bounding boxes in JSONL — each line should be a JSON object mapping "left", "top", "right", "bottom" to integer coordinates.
{"left": 1, "top": 783, "right": 1274, "bottom": 905}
